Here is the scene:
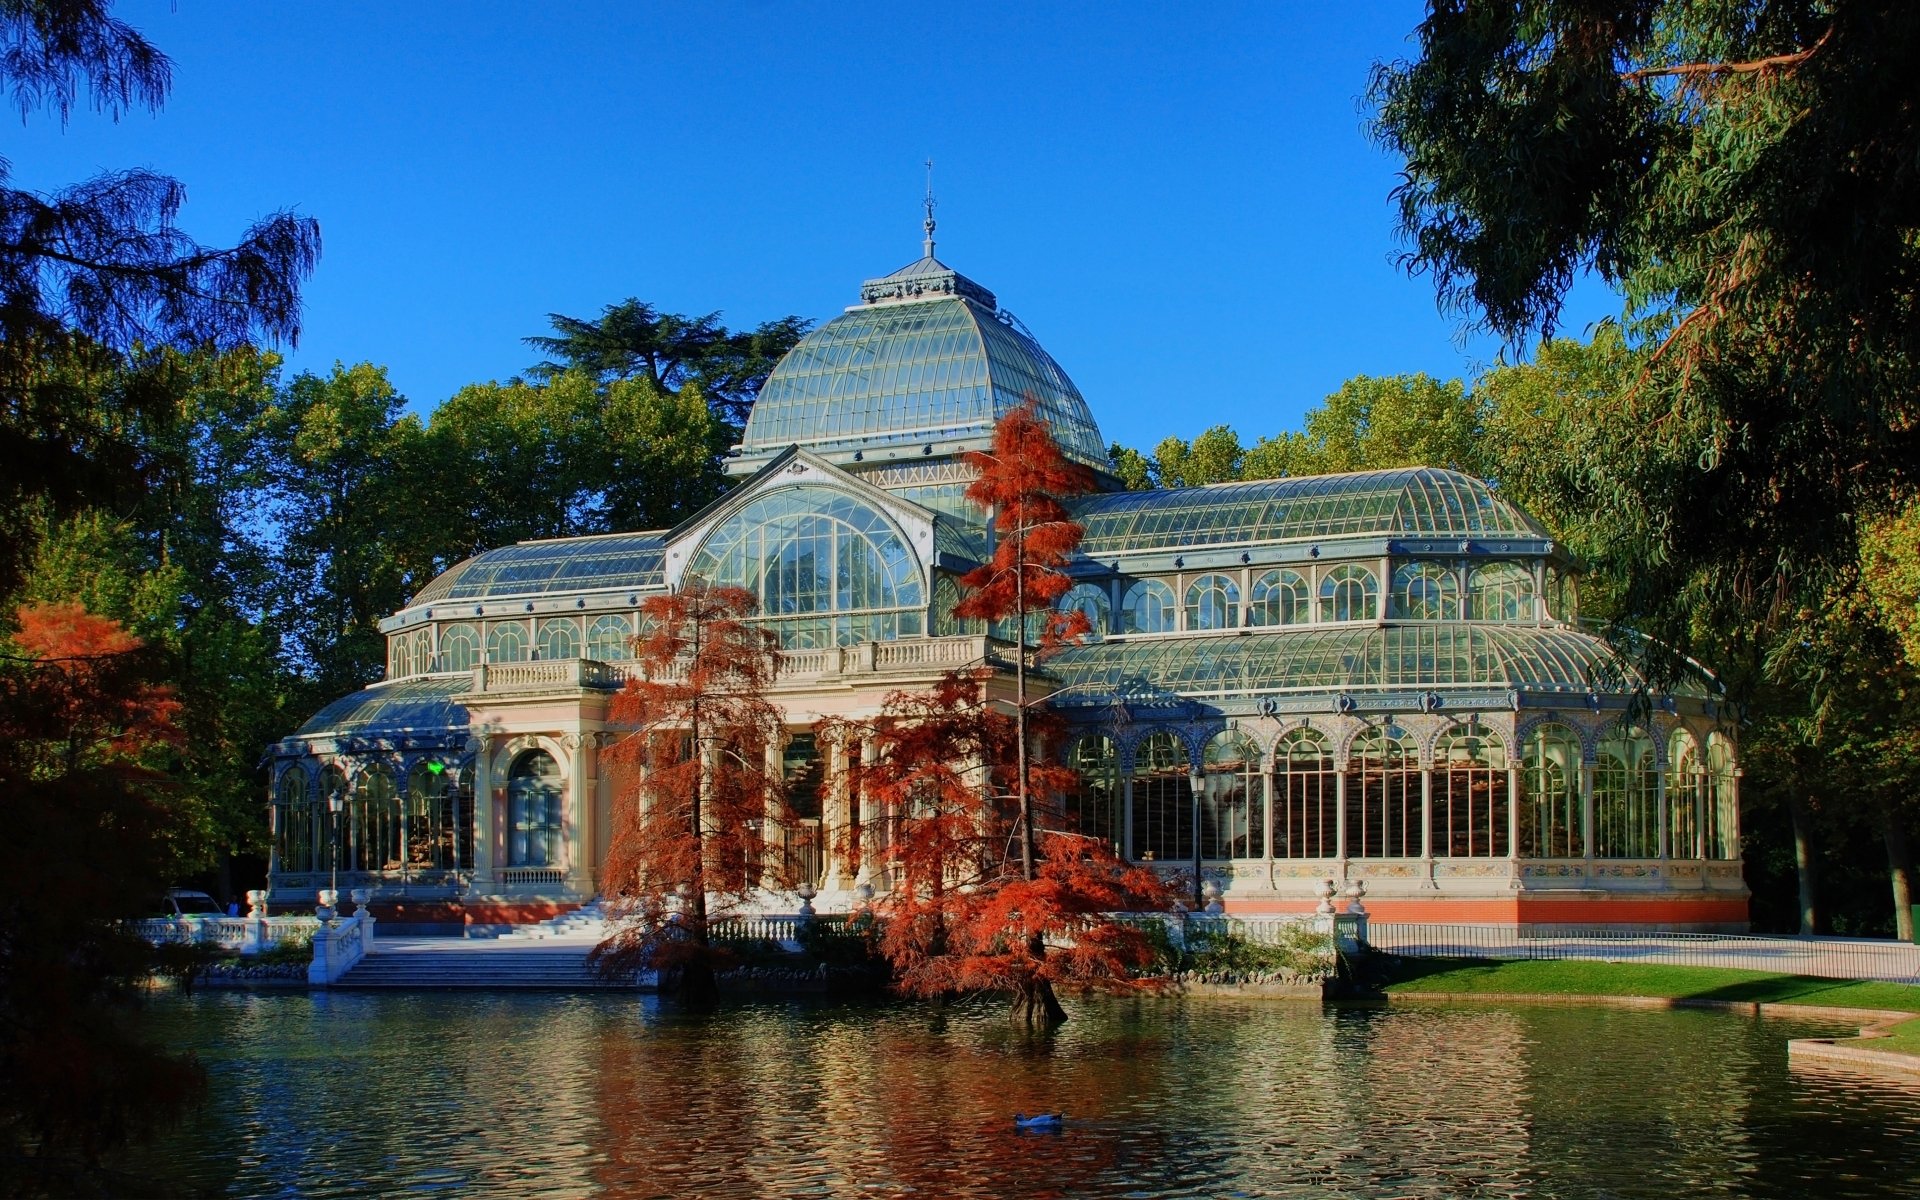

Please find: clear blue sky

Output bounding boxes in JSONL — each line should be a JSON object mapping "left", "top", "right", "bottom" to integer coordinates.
{"left": 13, "top": 1, "right": 1614, "bottom": 452}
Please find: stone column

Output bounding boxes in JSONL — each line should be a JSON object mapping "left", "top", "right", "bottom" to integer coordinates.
{"left": 1121, "top": 774, "right": 1135, "bottom": 861}
{"left": 854, "top": 734, "right": 881, "bottom": 889}
{"left": 1334, "top": 764, "right": 1349, "bottom": 871}
{"left": 1506, "top": 763, "right": 1521, "bottom": 863}
{"left": 470, "top": 735, "right": 497, "bottom": 893}
{"left": 822, "top": 736, "right": 851, "bottom": 892}
{"left": 565, "top": 733, "right": 594, "bottom": 897}
{"left": 764, "top": 737, "right": 785, "bottom": 890}
{"left": 1420, "top": 761, "right": 1434, "bottom": 860}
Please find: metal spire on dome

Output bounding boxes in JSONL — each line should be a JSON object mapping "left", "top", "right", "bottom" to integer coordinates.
{"left": 922, "top": 157, "right": 936, "bottom": 258}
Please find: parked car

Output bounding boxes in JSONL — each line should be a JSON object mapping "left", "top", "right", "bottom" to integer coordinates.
{"left": 153, "top": 889, "right": 224, "bottom": 919}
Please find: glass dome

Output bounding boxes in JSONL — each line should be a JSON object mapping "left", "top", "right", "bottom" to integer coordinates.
{"left": 410, "top": 532, "right": 666, "bottom": 605}
{"left": 735, "top": 258, "right": 1107, "bottom": 470}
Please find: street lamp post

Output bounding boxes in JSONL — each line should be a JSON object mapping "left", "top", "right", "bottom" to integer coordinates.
{"left": 324, "top": 786, "right": 346, "bottom": 915}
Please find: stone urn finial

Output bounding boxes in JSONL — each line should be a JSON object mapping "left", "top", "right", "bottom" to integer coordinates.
{"left": 1344, "top": 879, "right": 1368, "bottom": 916}
{"left": 348, "top": 887, "right": 371, "bottom": 916}
{"left": 316, "top": 888, "right": 338, "bottom": 920}
{"left": 246, "top": 889, "right": 268, "bottom": 919}
{"left": 1315, "top": 878, "right": 1337, "bottom": 915}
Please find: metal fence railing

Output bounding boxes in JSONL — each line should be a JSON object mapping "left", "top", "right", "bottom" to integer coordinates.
{"left": 1366, "top": 922, "right": 1920, "bottom": 985}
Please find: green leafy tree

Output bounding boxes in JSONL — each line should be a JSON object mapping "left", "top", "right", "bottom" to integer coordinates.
{"left": 0, "top": 1, "right": 320, "bottom": 596}
{"left": 525, "top": 298, "right": 808, "bottom": 424}
{"left": 1371, "top": 1, "right": 1920, "bottom": 678}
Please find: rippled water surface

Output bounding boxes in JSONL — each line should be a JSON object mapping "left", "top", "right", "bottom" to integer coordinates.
{"left": 125, "top": 992, "right": 1920, "bottom": 1198}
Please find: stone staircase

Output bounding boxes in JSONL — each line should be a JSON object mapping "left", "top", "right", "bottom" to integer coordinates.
{"left": 487, "top": 900, "right": 609, "bottom": 941}
{"left": 333, "top": 938, "right": 650, "bottom": 990}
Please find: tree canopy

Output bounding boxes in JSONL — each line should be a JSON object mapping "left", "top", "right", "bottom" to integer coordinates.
{"left": 1369, "top": 0, "right": 1920, "bottom": 674}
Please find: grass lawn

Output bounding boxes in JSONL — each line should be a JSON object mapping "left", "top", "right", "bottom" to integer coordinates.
{"left": 1380, "top": 956, "right": 1920, "bottom": 1013}
{"left": 1839, "top": 1014, "right": 1920, "bottom": 1056}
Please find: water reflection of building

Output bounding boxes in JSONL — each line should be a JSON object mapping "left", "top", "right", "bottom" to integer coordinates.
{"left": 265, "top": 234, "right": 1747, "bottom": 929}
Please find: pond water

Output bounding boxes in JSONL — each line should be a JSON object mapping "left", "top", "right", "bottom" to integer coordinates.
{"left": 123, "top": 992, "right": 1920, "bottom": 1199}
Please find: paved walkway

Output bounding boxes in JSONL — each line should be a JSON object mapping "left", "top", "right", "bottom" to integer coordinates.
{"left": 1365, "top": 925, "right": 1920, "bottom": 984}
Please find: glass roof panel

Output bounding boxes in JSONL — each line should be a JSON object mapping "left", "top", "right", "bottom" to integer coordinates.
{"left": 739, "top": 294, "right": 1108, "bottom": 469}
{"left": 1070, "top": 468, "right": 1547, "bottom": 556}
{"left": 295, "top": 676, "right": 473, "bottom": 738}
{"left": 1043, "top": 623, "right": 1708, "bottom": 706}
{"left": 409, "top": 532, "right": 666, "bottom": 604}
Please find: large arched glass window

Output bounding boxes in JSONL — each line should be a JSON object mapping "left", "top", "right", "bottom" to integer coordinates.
{"left": 1130, "top": 730, "right": 1190, "bottom": 862}
{"left": 1319, "top": 564, "right": 1379, "bottom": 622}
{"left": 1185, "top": 575, "right": 1240, "bottom": 632}
{"left": 507, "top": 750, "right": 564, "bottom": 868}
{"left": 587, "top": 614, "right": 633, "bottom": 660}
{"left": 412, "top": 629, "right": 434, "bottom": 673}
{"left": 931, "top": 575, "right": 979, "bottom": 638}
{"left": 405, "top": 760, "right": 468, "bottom": 870}
{"left": 1594, "top": 725, "right": 1658, "bottom": 858}
{"left": 1434, "top": 723, "right": 1509, "bottom": 857}
{"left": 439, "top": 623, "right": 479, "bottom": 672}
{"left": 1272, "top": 729, "right": 1335, "bottom": 859}
{"left": 1390, "top": 562, "right": 1460, "bottom": 620}
{"left": 486, "top": 621, "right": 529, "bottom": 664}
{"left": 1200, "top": 730, "right": 1259, "bottom": 859}
{"left": 1668, "top": 729, "right": 1703, "bottom": 859}
{"left": 389, "top": 635, "right": 413, "bottom": 679}
{"left": 537, "top": 618, "right": 580, "bottom": 661}
{"left": 1061, "top": 734, "right": 1120, "bottom": 852}
{"left": 1345, "top": 726, "right": 1418, "bottom": 858}
{"left": 1121, "top": 579, "right": 1176, "bottom": 635}
{"left": 1706, "top": 733, "right": 1738, "bottom": 859}
{"left": 685, "top": 485, "right": 925, "bottom": 648}
{"left": 1248, "top": 569, "right": 1310, "bottom": 626}
{"left": 1469, "top": 562, "right": 1535, "bottom": 621}
{"left": 349, "top": 764, "right": 402, "bottom": 873}
{"left": 275, "top": 765, "right": 316, "bottom": 873}
{"left": 1058, "top": 583, "right": 1111, "bottom": 643}
{"left": 1519, "top": 723, "right": 1581, "bottom": 858}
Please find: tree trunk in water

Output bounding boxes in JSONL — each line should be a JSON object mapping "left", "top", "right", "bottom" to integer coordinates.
{"left": 1887, "top": 816, "right": 1915, "bottom": 943}
{"left": 1788, "top": 791, "right": 1819, "bottom": 935}
{"left": 1015, "top": 972, "right": 1068, "bottom": 1028}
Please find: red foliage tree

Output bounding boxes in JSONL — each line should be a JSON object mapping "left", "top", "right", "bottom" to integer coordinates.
{"left": 827, "top": 402, "right": 1169, "bottom": 1025}
{"left": 590, "top": 579, "right": 797, "bottom": 1003}
{"left": 0, "top": 602, "right": 201, "bottom": 1175}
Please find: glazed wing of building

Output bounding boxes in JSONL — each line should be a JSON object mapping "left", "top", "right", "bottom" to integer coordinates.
{"left": 267, "top": 246, "right": 1745, "bottom": 929}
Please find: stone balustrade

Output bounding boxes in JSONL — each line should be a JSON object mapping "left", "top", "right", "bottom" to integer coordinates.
{"left": 472, "top": 634, "right": 1016, "bottom": 696}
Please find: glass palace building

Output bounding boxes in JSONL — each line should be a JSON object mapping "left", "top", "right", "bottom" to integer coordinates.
{"left": 267, "top": 245, "right": 1747, "bottom": 929}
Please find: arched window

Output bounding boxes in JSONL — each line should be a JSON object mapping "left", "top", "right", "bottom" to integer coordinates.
{"left": 412, "top": 628, "right": 434, "bottom": 673}
{"left": 1121, "top": 579, "right": 1176, "bottom": 635}
{"left": 1272, "top": 729, "right": 1335, "bottom": 859}
{"left": 1668, "top": 729, "right": 1703, "bottom": 859}
{"left": 389, "top": 635, "right": 413, "bottom": 679}
{"left": 439, "top": 624, "right": 479, "bottom": 672}
{"left": 1706, "top": 733, "right": 1739, "bottom": 859}
{"left": 1248, "top": 569, "right": 1310, "bottom": 626}
{"left": 1061, "top": 735, "right": 1120, "bottom": 852}
{"left": 349, "top": 764, "right": 402, "bottom": 873}
{"left": 537, "top": 618, "right": 580, "bottom": 661}
{"left": 275, "top": 765, "right": 315, "bottom": 873}
{"left": 1200, "top": 730, "right": 1259, "bottom": 859}
{"left": 931, "top": 575, "right": 978, "bottom": 638}
{"left": 486, "top": 622, "right": 528, "bottom": 664}
{"left": 684, "top": 485, "right": 925, "bottom": 647}
{"left": 1469, "top": 561, "right": 1535, "bottom": 621}
{"left": 1519, "top": 723, "right": 1582, "bottom": 858}
{"left": 405, "top": 760, "right": 467, "bottom": 870}
{"left": 1434, "top": 723, "right": 1509, "bottom": 857}
{"left": 1594, "top": 725, "right": 1658, "bottom": 858}
{"left": 507, "top": 750, "right": 564, "bottom": 868}
{"left": 1345, "top": 726, "right": 1418, "bottom": 858}
{"left": 1058, "top": 583, "right": 1111, "bottom": 643}
{"left": 1129, "top": 730, "right": 1190, "bottom": 862}
{"left": 1185, "top": 575, "right": 1240, "bottom": 632}
{"left": 1319, "top": 564, "right": 1379, "bottom": 622}
{"left": 587, "top": 614, "right": 633, "bottom": 660}
{"left": 1390, "top": 562, "right": 1460, "bottom": 620}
